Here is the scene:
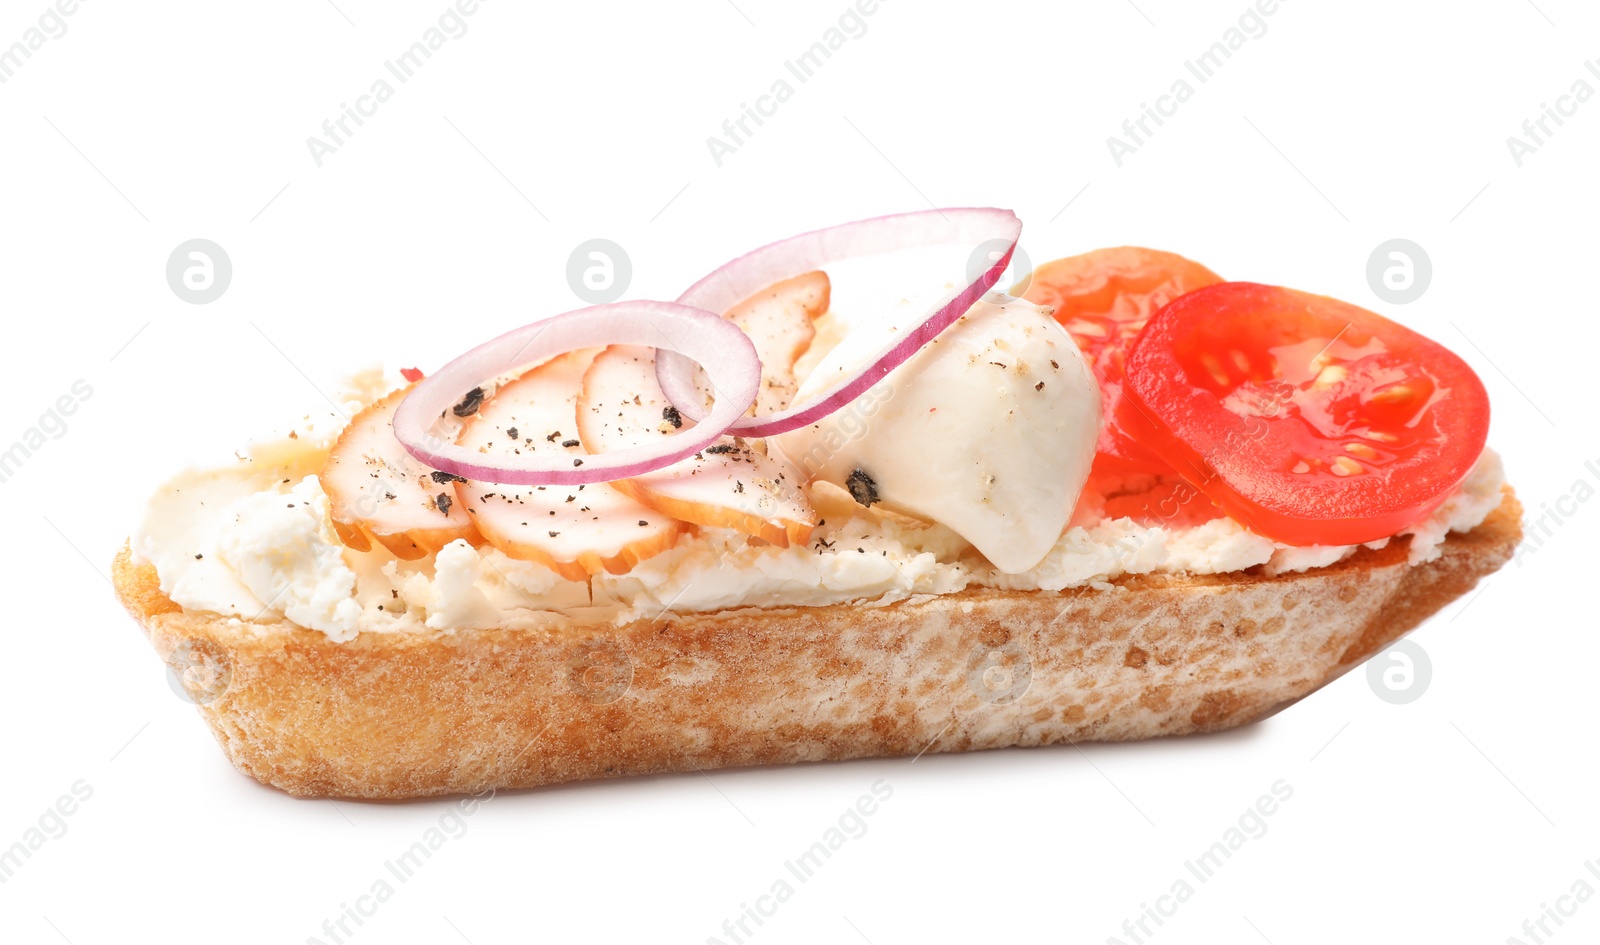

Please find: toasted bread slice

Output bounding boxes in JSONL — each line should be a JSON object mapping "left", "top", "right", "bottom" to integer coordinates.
{"left": 114, "top": 487, "right": 1520, "bottom": 799}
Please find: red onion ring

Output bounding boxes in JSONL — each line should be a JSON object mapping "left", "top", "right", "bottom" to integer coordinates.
{"left": 660, "top": 207, "right": 1023, "bottom": 437}
{"left": 393, "top": 301, "right": 759, "bottom": 486}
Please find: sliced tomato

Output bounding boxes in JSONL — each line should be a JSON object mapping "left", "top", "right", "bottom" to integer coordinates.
{"left": 1015, "top": 247, "right": 1223, "bottom": 474}
{"left": 1099, "top": 475, "right": 1224, "bottom": 529}
{"left": 1119, "top": 282, "right": 1491, "bottom": 546}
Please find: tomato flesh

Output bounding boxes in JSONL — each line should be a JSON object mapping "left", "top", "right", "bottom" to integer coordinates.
{"left": 1015, "top": 248, "right": 1223, "bottom": 474}
{"left": 1097, "top": 474, "right": 1224, "bottom": 529}
{"left": 1119, "top": 283, "right": 1490, "bottom": 546}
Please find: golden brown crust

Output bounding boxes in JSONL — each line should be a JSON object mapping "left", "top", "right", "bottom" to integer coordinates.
{"left": 116, "top": 488, "right": 1521, "bottom": 799}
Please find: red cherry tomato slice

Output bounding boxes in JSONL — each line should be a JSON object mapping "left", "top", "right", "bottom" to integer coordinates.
{"left": 1099, "top": 475, "right": 1224, "bottom": 529}
{"left": 1015, "top": 248, "right": 1223, "bottom": 474}
{"left": 1119, "top": 282, "right": 1491, "bottom": 546}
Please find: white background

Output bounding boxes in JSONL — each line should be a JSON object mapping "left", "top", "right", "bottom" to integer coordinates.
{"left": 1, "top": 0, "right": 1596, "bottom": 942}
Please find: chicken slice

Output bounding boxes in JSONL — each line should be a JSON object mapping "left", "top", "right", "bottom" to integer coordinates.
{"left": 322, "top": 386, "right": 483, "bottom": 560}
{"left": 455, "top": 350, "right": 684, "bottom": 581}
{"left": 727, "top": 270, "right": 829, "bottom": 416}
{"left": 579, "top": 345, "right": 815, "bottom": 547}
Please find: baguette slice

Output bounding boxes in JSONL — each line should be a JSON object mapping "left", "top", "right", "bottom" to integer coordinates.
{"left": 115, "top": 487, "right": 1520, "bottom": 799}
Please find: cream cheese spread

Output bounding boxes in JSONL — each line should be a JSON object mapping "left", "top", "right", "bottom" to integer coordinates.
{"left": 132, "top": 426, "right": 1505, "bottom": 640}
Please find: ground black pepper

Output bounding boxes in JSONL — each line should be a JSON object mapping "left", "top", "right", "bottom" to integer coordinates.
{"left": 846, "top": 468, "right": 879, "bottom": 507}
{"left": 452, "top": 387, "right": 486, "bottom": 417}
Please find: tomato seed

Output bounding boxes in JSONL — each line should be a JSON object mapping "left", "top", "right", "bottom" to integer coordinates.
{"left": 1313, "top": 365, "right": 1348, "bottom": 390}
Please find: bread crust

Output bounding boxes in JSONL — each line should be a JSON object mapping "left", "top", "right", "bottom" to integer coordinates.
{"left": 115, "top": 488, "right": 1521, "bottom": 799}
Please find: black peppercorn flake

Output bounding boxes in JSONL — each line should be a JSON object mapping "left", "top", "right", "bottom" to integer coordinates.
{"left": 452, "top": 387, "right": 486, "bottom": 417}
{"left": 846, "top": 468, "right": 880, "bottom": 507}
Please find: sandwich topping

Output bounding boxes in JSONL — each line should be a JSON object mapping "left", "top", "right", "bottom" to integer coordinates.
{"left": 771, "top": 292, "right": 1101, "bottom": 573}
{"left": 130, "top": 210, "right": 1507, "bottom": 642}
{"left": 131, "top": 437, "right": 1504, "bottom": 643}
